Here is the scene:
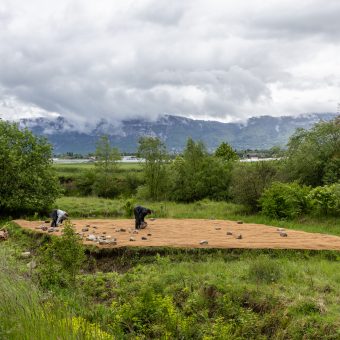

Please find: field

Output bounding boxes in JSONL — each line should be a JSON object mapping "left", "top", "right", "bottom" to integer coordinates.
{"left": 2, "top": 220, "right": 340, "bottom": 339}
{"left": 55, "top": 196, "right": 340, "bottom": 236}
{"left": 54, "top": 162, "right": 142, "bottom": 178}
{"left": 15, "top": 218, "right": 340, "bottom": 250}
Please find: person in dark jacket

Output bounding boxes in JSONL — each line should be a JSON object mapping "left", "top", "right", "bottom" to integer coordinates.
{"left": 134, "top": 206, "right": 152, "bottom": 229}
{"left": 50, "top": 209, "right": 68, "bottom": 228}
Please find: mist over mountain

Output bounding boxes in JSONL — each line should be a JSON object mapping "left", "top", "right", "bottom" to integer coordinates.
{"left": 15, "top": 113, "right": 337, "bottom": 154}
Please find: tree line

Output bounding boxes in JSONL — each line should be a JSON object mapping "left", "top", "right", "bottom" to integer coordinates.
{"left": 0, "top": 116, "right": 339, "bottom": 217}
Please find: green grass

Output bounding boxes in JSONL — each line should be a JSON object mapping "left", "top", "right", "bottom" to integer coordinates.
{"left": 54, "top": 162, "right": 142, "bottom": 179}
{"left": 55, "top": 196, "right": 340, "bottom": 236}
{"left": 0, "top": 229, "right": 111, "bottom": 340}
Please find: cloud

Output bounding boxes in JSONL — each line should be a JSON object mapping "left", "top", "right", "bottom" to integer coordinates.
{"left": 0, "top": 0, "right": 339, "bottom": 126}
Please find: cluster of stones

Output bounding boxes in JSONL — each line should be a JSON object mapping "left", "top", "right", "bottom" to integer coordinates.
{"left": 35, "top": 225, "right": 60, "bottom": 232}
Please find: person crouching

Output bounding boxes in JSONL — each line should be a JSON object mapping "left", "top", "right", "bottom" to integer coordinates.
{"left": 50, "top": 209, "right": 68, "bottom": 228}
{"left": 134, "top": 206, "right": 152, "bottom": 230}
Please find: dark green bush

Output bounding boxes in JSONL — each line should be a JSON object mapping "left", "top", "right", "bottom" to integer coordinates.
{"left": 230, "top": 161, "right": 279, "bottom": 211}
{"left": 260, "top": 182, "right": 311, "bottom": 219}
{"left": 0, "top": 120, "right": 61, "bottom": 215}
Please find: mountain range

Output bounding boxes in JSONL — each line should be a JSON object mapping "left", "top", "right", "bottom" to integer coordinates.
{"left": 15, "top": 113, "right": 337, "bottom": 154}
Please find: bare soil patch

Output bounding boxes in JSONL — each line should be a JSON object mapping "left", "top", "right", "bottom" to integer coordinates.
{"left": 14, "top": 218, "right": 340, "bottom": 250}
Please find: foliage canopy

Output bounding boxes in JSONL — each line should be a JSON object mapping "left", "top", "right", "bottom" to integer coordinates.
{"left": 0, "top": 120, "right": 60, "bottom": 215}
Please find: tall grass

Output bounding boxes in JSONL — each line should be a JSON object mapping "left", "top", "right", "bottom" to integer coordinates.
{"left": 0, "top": 246, "right": 111, "bottom": 340}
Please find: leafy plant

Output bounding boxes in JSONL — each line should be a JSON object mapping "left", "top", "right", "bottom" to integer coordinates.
{"left": 0, "top": 120, "right": 61, "bottom": 215}
{"left": 260, "top": 182, "right": 311, "bottom": 219}
{"left": 308, "top": 184, "right": 340, "bottom": 216}
{"left": 38, "top": 221, "right": 85, "bottom": 288}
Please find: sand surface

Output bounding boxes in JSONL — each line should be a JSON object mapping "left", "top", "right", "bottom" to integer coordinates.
{"left": 14, "top": 218, "right": 340, "bottom": 250}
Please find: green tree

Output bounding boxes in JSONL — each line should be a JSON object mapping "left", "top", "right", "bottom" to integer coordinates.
{"left": 230, "top": 161, "right": 278, "bottom": 211}
{"left": 93, "top": 135, "right": 121, "bottom": 198}
{"left": 215, "top": 142, "right": 239, "bottom": 161}
{"left": 0, "top": 120, "right": 60, "bottom": 215}
{"left": 169, "top": 138, "right": 232, "bottom": 201}
{"left": 285, "top": 116, "right": 340, "bottom": 186}
{"left": 137, "top": 136, "right": 168, "bottom": 200}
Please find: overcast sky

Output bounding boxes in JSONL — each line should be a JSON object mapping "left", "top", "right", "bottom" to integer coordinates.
{"left": 0, "top": 0, "right": 339, "bottom": 126}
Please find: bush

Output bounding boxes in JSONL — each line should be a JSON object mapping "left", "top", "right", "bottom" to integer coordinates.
{"left": 38, "top": 221, "right": 85, "bottom": 288}
{"left": 0, "top": 120, "right": 61, "bottom": 215}
{"left": 122, "top": 199, "right": 135, "bottom": 218}
{"left": 260, "top": 182, "right": 311, "bottom": 219}
{"left": 230, "top": 161, "right": 279, "bottom": 211}
{"left": 308, "top": 184, "right": 340, "bottom": 216}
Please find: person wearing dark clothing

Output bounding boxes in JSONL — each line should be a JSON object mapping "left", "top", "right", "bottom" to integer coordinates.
{"left": 50, "top": 209, "right": 68, "bottom": 228}
{"left": 134, "top": 206, "right": 152, "bottom": 229}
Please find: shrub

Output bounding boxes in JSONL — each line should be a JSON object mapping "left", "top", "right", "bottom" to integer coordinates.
{"left": 230, "top": 161, "right": 278, "bottom": 211}
{"left": 308, "top": 184, "right": 340, "bottom": 216}
{"left": 38, "top": 221, "right": 85, "bottom": 288}
{"left": 0, "top": 120, "right": 61, "bottom": 215}
{"left": 260, "top": 182, "right": 311, "bottom": 219}
{"left": 122, "top": 199, "right": 135, "bottom": 218}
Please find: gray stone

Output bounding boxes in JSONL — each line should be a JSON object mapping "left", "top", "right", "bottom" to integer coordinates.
{"left": 133, "top": 230, "right": 139, "bottom": 234}
{"left": 150, "top": 218, "right": 156, "bottom": 221}
{"left": 236, "top": 234, "right": 242, "bottom": 239}
{"left": 215, "top": 227, "right": 221, "bottom": 230}
{"left": 277, "top": 228, "right": 285, "bottom": 232}
{"left": 48, "top": 228, "right": 55, "bottom": 233}
{"left": 226, "top": 231, "right": 233, "bottom": 235}
{"left": 147, "top": 233, "right": 152, "bottom": 236}
{"left": 27, "top": 260, "right": 37, "bottom": 270}
{"left": 41, "top": 226, "right": 48, "bottom": 231}
{"left": 200, "top": 240, "right": 208, "bottom": 245}
{"left": 237, "top": 221, "right": 243, "bottom": 224}
{"left": 280, "top": 232, "right": 288, "bottom": 237}
{"left": 129, "top": 237, "right": 135, "bottom": 241}
{"left": 86, "top": 234, "right": 97, "bottom": 241}
{"left": 141, "top": 237, "right": 147, "bottom": 240}
{"left": 82, "top": 227, "right": 89, "bottom": 232}
{"left": 21, "top": 251, "right": 31, "bottom": 258}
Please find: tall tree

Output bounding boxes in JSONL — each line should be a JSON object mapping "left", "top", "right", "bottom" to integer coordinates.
{"left": 0, "top": 120, "right": 60, "bottom": 215}
{"left": 169, "top": 138, "right": 232, "bottom": 201}
{"left": 93, "top": 135, "right": 121, "bottom": 197}
{"left": 285, "top": 116, "right": 340, "bottom": 186}
{"left": 215, "top": 142, "right": 239, "bottom": 161}
{"left": 137, "top": 136, "right": 168, "bottom": 200}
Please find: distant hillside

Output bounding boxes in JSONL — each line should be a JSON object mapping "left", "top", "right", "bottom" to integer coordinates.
{"left": 15, "top": 113, "right": 337, "bottom": 153}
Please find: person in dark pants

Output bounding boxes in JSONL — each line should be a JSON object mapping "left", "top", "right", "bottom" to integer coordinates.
{"left": 50, "top": 209, "right": 68, "bottom": 228}
{"left": 134, "top": 206, "right": 152, "bottom": 229}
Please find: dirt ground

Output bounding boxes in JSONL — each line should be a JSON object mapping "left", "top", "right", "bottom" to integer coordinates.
{"left": 14, "top": 218, "right": 340, "bottom": 250}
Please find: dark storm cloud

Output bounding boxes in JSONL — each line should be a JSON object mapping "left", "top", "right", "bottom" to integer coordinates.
{"left": 0, "top": 0, "right": 339, "bottom": 126}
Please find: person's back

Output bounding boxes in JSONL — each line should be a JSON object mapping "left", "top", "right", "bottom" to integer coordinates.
{"left": 134, "top": 206, "right": 152, "bottom": 229}
{"left": 50, "top": 209, "right": 68, "bottom": 227}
